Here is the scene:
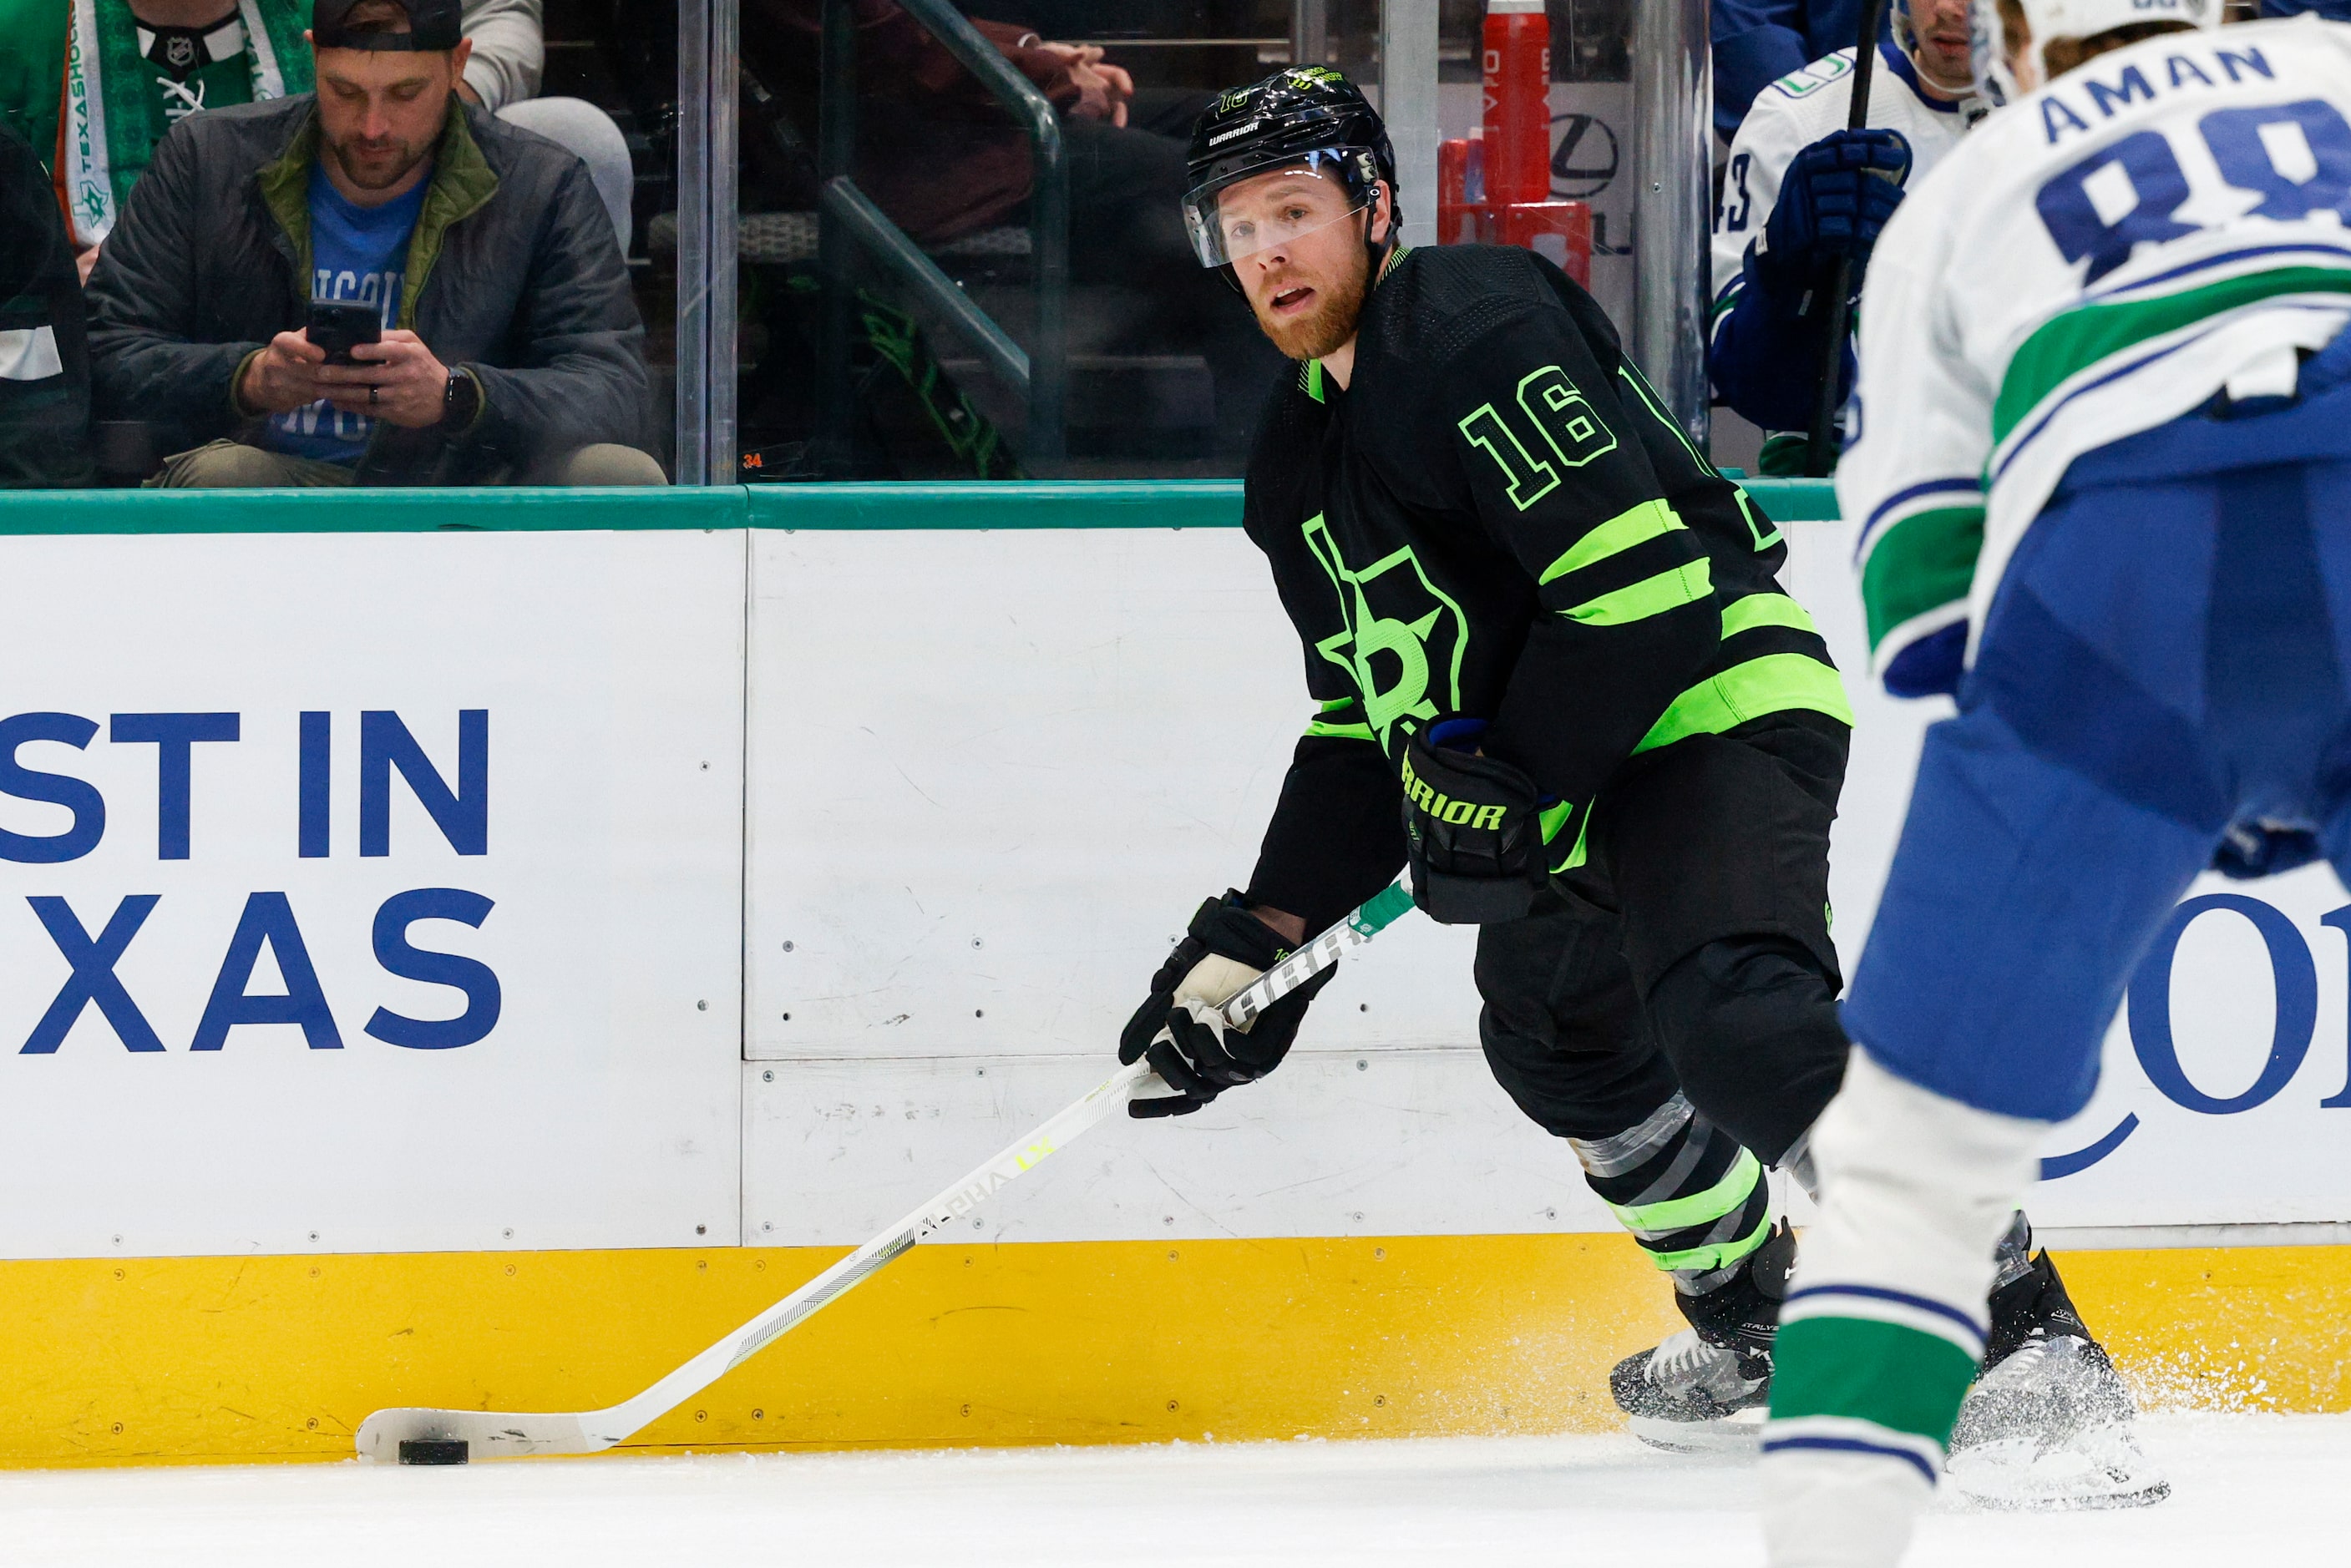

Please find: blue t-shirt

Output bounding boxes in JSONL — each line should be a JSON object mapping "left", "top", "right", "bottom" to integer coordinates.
{"left": 264, "top": 164, "right": 430, "bottom": 465}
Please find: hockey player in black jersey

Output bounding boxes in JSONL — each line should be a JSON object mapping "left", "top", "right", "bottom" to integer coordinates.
{"left": 1115, "top": 67, "right": 2130, "bottom": 1491}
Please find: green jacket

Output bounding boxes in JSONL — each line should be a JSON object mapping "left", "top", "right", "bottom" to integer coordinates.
{"left": 0, "top": 0, "right": 71, "bottom": 174}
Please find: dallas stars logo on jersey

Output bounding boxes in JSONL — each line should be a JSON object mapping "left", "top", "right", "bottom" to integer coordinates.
{"left": 1300, "top": 513, "right": 1468, "bottom": 750}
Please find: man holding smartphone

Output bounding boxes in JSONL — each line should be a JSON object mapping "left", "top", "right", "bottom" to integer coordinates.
{"left": 85, "top": 0, "right": 661, "bottom": 486}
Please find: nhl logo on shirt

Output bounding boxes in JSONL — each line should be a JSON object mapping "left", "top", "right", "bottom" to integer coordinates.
{"left": 165, "top": 34, "right": 196, "bottom": 69}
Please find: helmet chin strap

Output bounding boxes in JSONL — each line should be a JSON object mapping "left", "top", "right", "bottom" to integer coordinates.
{"left": 1361, "top": 189, "right": 1401, "bottom": 283}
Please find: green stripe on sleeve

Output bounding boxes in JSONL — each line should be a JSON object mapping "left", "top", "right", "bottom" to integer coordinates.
{"left": 1634, "top": 652, "right": 1854, "bottom": 753}
{"left": 1993, "top": 265, "right": 2351, "bottom": 448}
{"left": 1540, "top": 798, "right": 1590, "bottom": 872}
{"left": 1720, "top": 591, "right": 1818, "bottom": 640}
{"left": 1648, "top": 1211, "right": 1772, "bottom": 1274}
{"left": 1771, "top": 1316, "right": 1981, "bottom": 1444}
{"left": 1563, "top": 557, "right": 1713, "bottom": 625}
{"left": 1305, "top": 719, "right": 1376, "bottom": 740}
{"left": 1550, "top": 811, "right": 1591, "bottom": 873}
{"left": 1608, "top": 1148, "right": 1762, "bottom": 1237}
{"left": 1538, "top": 498, "right": 1686, "bottom": 585}
{"left": 1861, "top": 505, "right": 1984, "bottom": 653}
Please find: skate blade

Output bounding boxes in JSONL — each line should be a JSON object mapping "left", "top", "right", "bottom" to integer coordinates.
{"left": 1945, "top": 1424, "right": 2170, "bottom": 1512}
{"left": 1625, "top": 1409, "right": 1765, "bottom": 1456}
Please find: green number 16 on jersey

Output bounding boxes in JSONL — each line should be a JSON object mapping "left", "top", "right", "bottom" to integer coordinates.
{"left": 1457, "top": 366, "right": 1620, "bottom": 511}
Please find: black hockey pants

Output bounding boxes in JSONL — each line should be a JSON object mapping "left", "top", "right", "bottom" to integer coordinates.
{"left": 1473, "top": 712, "right": 1852, "bottom": 1286}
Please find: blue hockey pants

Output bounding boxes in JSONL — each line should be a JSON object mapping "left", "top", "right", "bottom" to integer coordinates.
{"left": 1844, "top": 365, "right": 2351, "bottom": 1122}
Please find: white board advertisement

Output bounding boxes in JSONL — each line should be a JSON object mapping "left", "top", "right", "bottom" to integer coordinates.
{"left": 0, "top": 530, "right": 745, "bottom": 1258}
{"left": 4, "top": 512, "right": 2338, "bottom": 1262}
{"left": 748, "top": 522, "right": 2351, "bottom": 1245}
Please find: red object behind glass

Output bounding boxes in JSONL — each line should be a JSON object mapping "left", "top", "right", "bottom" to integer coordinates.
{"left": 1481, "top": 0, "right": 1550, "bottom": 205}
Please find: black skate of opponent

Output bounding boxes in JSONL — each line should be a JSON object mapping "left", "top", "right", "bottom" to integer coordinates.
{"left": 1945, "top": 1247, "right": 2170, "bottom": 1511}
{"left": 1613, "top": 1218, "right": 2167, "bottom": 1508}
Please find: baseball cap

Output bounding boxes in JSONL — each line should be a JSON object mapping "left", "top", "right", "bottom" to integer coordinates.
{"left": 312, "top": 0, "right": 464, "bottom": 51}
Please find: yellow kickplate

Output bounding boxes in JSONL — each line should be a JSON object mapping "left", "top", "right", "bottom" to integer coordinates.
{"left": 2054, "top": 1246, "right": 2351, "bottom": 1413}
{"left": 0, "top": 1236, "right": 2341, "bottom": 1467}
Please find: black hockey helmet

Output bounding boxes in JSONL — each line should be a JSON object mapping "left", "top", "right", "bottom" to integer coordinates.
{"left": 1182, "top": 66, "right": 1399, "bottom": 273}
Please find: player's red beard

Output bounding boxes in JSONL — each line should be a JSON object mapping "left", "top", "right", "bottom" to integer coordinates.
{"left": 1248, "top": 242, "right": 1371, "bottom": 362}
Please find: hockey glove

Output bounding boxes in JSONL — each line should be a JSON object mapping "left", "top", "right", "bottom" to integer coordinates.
{"left": 1751, "top": 128, "right": 1913, "bottom": 303}
{"left": 1401, "top": 718, "right": 1546, "bottom": 926}
{"left": 1117, "top": 893, "right": 1333, "bottom": 1119}
{"left": 2212, "top": 821, "right": 2325, "bottom": 880}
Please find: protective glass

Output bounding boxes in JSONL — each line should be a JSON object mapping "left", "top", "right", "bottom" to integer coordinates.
{"left": 1181, "top": 148, "right": 1380, "bottom": 268}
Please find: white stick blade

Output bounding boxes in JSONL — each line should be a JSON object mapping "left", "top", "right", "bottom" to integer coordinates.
{"left": 355, "top": 1406, "right": 605, "bottom": 1462}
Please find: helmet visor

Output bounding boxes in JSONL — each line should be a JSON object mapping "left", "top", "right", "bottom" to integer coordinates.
{"left": 1181, "top": 147, "right": 1380, "bottom": 268}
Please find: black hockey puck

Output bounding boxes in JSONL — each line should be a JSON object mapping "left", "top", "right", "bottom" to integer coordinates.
{"left": 398, "top": 1438, "right": 469, "bottom": 1465}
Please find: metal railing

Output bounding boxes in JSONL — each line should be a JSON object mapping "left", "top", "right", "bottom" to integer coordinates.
{"left": 676, "top": 0, "right": 740, "bottom": 485}
{"left": 817, "top": 0, "right": 1068, "bottom": 469}
{"left": 1630, "top": 0, "right": 1713, "bottom": 452}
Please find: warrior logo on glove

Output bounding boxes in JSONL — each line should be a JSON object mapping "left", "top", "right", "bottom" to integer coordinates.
{"left": 1400, "top": 718, "right": 1548, "bottom": 926}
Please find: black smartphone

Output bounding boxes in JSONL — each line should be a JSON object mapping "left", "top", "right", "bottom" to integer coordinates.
{"left": 307, "top": 298, "right": 382, "bottom": 367}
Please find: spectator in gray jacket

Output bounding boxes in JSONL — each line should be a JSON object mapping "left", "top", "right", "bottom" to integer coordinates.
{"left": 86, "top": 0, "right": 658, "bottom": 487}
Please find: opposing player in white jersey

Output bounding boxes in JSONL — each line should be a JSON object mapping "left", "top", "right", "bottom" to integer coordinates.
{"left": 1763, "top": 2, "right": 2351, "bottom": 1560}
{"left": 1710, "top": 0, "right": 1982, "bottom": 470}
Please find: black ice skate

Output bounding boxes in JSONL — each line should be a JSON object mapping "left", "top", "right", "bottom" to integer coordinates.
{"left": 1943, "top": 1220, "right": 2169, "bottom": 1511}
{"left": 1610, "top": 1224, "right": 1792, "bottom": 1454}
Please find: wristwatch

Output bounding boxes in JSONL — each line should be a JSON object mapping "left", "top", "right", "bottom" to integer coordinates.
{"left": 439, "top": 369, "right": 483, "bottom": 432}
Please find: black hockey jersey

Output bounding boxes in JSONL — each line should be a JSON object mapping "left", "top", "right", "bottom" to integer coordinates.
{"left": 1241, "top": 245, "right": 1852, "bottom": 933}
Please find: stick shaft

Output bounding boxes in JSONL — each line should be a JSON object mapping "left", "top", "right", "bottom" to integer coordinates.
{"left": 1801, "top": 0, "right": 1890, "bottom": 476}
{"left": 1223, "top": 880, "right": 1415, "bottom": 1027}
{"left": 359, "top": 879, "right": 1418, "bottom": 1458}
{"left": 604, "top": 882, "right": 1412, "bottom": 1433}
{"left": 598, "top": 1056, "right": 1154, "bottom": 1438}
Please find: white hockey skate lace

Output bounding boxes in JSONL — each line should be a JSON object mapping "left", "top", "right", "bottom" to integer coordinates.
{"left": 1977, "top": 1333, "right": 2053, "bottom": 1392}
{"left": 1646, "top": 1328, "right": 1759, "bottom": 1399}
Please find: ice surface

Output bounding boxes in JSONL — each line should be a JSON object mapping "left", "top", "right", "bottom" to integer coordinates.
{"left": 1, "top": 1413, "right": 2333, "bottom": 1566}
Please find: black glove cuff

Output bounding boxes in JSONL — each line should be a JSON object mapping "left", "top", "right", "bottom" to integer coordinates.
{"left": 1410, "top": 863, "right": 1541, "bottom": 924}
{"left": 1402, "top": 736, "right": 1540, "bottom": 808}
{"left": 1188, "top": 892, "right": 1294, "bottom": 969}
{"left": 1745, "top": 243, "right": 1832, "bottom": 320}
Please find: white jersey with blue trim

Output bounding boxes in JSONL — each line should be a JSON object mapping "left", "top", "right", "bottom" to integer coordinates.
{"left": 1842, "top": 16, "right": 2351, "bottom": 690}
{"left": 1710, "top": 40, "right": 1978, "bottom": 357}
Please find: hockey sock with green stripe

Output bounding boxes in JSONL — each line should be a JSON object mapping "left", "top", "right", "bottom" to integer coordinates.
{"left": 1569, "top": 1092, "right": 1773, "bottom": 1294}
{"left": 1760, "top": 1050, "right": 2044, "bottom": 1568}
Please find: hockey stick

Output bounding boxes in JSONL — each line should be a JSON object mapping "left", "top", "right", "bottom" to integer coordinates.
{"left": 355, "top": 879, "right": 1420, "bottom": 1463}
{"left": 1801, "top": 0, "right": 1891, "bottom": 477}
